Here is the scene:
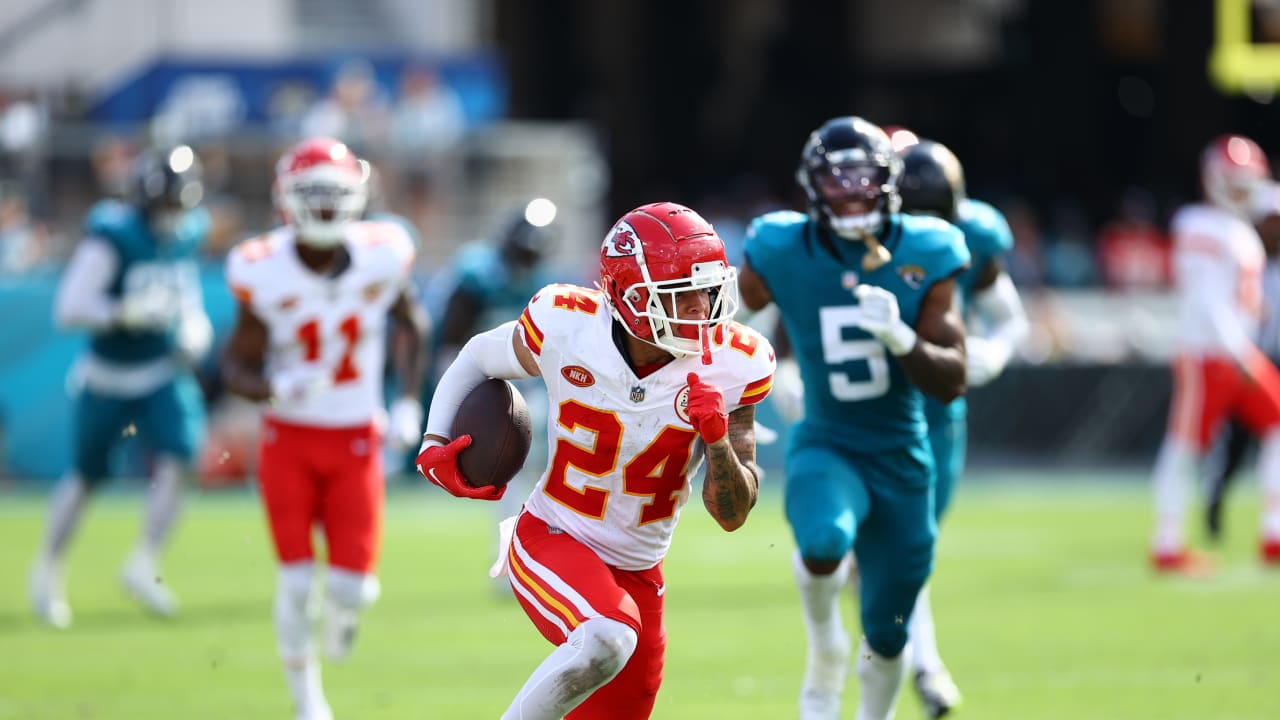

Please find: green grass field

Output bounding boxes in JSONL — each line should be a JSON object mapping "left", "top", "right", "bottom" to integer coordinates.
{"left": 1, "top": 470, "right": 1278, "bottom": 719}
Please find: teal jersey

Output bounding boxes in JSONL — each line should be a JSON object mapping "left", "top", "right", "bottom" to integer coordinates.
{"left": 446, "top": 242, "right": 554, "bottom": 329}
{"left": 745, "top": 211, "right": 970, "bottom": 451}
{"left": 923, "top": 198, "right": 1015, "bottom": 426}
{"left": 951, "top": 198, "right": 1014, "bottom": 304}
{"left": 84, "top": 200, "right": 210, "bottom": 364}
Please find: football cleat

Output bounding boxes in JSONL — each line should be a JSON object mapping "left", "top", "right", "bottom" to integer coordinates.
{"left": 1261, "top": 538, "right": 1280, "bottom": 566}
{"left": 915, "top": 669, "right": 963, "bottom": 719}
{"left": 29, "top": 561, "right": 72, "bottom": 629}
{"left": 121, "top": 552, "right": 179, "bottom": 617}
{"left": 1150, "top": 548, "right": 1215, "bottom": 578}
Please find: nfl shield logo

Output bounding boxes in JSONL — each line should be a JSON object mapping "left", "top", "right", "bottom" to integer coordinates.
{"left": 630, "top": 385, "right": 646, "bottom": 403}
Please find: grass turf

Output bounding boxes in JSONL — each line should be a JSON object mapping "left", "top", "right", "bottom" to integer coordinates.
{"left": 0, "top": 470, "right": 1277, "bottom": 719}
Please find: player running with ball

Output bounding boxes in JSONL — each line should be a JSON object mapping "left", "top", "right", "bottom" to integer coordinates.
{"left": 416, "top": 202, "right": 775, "bottom": 719}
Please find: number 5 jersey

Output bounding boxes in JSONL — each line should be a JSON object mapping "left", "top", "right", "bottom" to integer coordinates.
{"left": 743, "top": 211, "right": 969, "bottom": 453}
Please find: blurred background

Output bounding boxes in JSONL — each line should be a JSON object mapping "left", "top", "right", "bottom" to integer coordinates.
{"left": 0, "top": 0, "right": 1275, "bottom": 484}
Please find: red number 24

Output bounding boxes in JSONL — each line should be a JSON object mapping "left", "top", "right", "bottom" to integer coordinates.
{"left": 543, "top": 400, "right": 698, "bottom": 525}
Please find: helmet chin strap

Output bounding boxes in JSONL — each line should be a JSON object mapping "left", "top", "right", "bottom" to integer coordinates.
{"left": 827, "top": 210, "right": 893, "bottom": 271}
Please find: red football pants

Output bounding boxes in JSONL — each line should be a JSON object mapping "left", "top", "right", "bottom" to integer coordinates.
{"left": 1168, "top": 352, "right": 1280, "bottom": 451}
{"left": 257, "top": 417, "right": 384, "bottom": 573}
{"left": 507, "top": 510, "right": 667, "bottom": 720}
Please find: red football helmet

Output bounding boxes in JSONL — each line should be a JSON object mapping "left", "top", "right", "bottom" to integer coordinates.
{"left": 1201, "top": 134, "right": 1270, "bottom": 218}
{"left": 274, "top": 137, "right": 368, "bottom": 247}
{"left": 599, "top": 202, "right": 739, "bottom": 358}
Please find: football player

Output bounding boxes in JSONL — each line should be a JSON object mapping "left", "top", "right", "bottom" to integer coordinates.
{"left": 1204, "top": 199, "right": 1280, "bottom": 540}
{"left": 416, "top": 202, "right": 775, "bottom": 719}
{"left": 221, "top": 137, "right": 427, "bottom": 720}
{"left": 896, "top": 136, "right": 1027, "bottom": 718}
{"left": 738, "top": 116, "right": 970, "bottom": 720}
{"left": 30, "top": 145, "right": 212, "bottom": 629}
{"left": 1151, "top": 135, "right": 1280, "bottom": 573}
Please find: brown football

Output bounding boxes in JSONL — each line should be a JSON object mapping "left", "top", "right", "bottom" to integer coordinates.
{"left": 450, "top": 379, "right": 533, "bottom": 489}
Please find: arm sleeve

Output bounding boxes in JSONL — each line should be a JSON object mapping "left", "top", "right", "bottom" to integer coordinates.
{"left": 423, "top": 320, "right": 536, "bottom": 439}
{"left": 54, "top": 237, "right": 119, "bottom": 331}
{"left": 964, "top": 272, "right": 1028, "bottom": 385}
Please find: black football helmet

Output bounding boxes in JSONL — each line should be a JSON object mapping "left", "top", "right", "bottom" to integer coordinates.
{"left": 898, "top": 139, "right": 966, "bottom": 222}
{"left": 131, "top": 145, "right": 204, "bottom": 239}
{"left": 796, "top": 116, "right": 902, "bottom": 240}
{"left": 500, "top": 198, "right": 558, "bottom": 270}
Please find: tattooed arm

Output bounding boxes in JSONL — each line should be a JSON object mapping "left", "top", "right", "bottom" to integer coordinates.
{"left": 702, "top": 404, "right": 761, "bottom": 532}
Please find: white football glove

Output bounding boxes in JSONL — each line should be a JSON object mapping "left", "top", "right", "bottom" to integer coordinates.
{"left": 771, "top": 357, "right": 806, "bottom": 423}
{"left": 851, "top": 284, "right": 917, "bottom": 356}
{"left": 117, "top": 287, "right": 178, "bottom": 331}
{"left": 270, "top": 365, "right": 335, "bottom": 406}
{"left": 386, "top": 396, "right": 425, "bottom": 452}
{"left": 965, "top": 336, "right": 1013, "bottom": 388}
{"left": 174, "top": 312, "right": 213, "bottom": 366}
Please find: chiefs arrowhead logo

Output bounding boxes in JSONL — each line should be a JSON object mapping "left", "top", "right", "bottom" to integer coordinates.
{"left": 561, "top": 365, "right": 595, "bottom": 387}
{"left": 603, "top": 221, "right": 641, "bottom": 258}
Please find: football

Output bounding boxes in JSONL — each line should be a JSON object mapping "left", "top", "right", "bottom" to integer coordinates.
{"left": 451, "top": 378, "right": 534, "bottom": 489}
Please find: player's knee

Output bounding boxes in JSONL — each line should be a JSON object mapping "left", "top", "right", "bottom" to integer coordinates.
{"left": 796, "top": 526, "right": 854, "bottom": 565}
{"left": 326, "top": 567, "right": 380, "bottom": 611}
{"left": 276, "top": 562, "right": 315, "bottom": 610}
{"left": 863, "top": 624, "right": 909, "bottom": 658}
{"left": 577, "top": 617, "right": 639, "bottom": 683}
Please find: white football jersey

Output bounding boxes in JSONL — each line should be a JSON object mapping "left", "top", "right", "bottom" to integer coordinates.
{"left": 517, "top": 284, "right": 775, "bottom": 571}
{"left": 1170, "top": 204, "right": 1265, "bottom": 357}
{"left": 226, "top": 221, "right": 415, "bottom": 427}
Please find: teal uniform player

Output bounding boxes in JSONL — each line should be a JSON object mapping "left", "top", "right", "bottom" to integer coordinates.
{"left": 30, "top": 146, "right": 212, "bottom": 629}
{"left": 739, "top": 117, "right": 969, "bottom": 720}
{"left": 745, "top": 210, "right": 968, "bottom": 646}
{"left": 73, "top": 197, "right": 211, "bottom": 480}
{"left": 922, "top": 197, "right": 1013, "bottom": 516}
{"left": 897, "top": 137, "right": 1026, "bottom": 719}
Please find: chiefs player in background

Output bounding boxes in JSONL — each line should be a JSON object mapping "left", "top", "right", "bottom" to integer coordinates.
{"left": 222, "top": 137, "right": 427, "bottom": 720}
{"left": 1151, "top": 134, "right": 1280, "bottom": 574}
{"left": 416, "top": 202, "right": 775, "bottom": 719}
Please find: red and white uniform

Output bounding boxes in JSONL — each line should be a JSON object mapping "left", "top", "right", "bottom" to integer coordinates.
{"left": 504, "top": 283, "right": 773, "bottom": 718}
{"left": 517, "top": 284, "right": 774, "bottom": 570}
{"left": 1168, "top": 203, "right": 1280, "bottom": 449}
{"left": 226, "top": 220, "right": 415, "bottom": 571}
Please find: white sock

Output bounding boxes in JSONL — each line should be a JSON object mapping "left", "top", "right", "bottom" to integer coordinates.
{"left": 793, "top": 551, "right": 851, "bottom": 691}
{"left": 908, "top": 584, "right": 943, "bottom": 674}
{"left": 323, "top": 567, "right": 380, "bottom": 661}
{"left": 275, "top": 563, "right": 326, "bottom": 712}
{"left": 39, "top": 473, "right": 87, "bottom": 565}
{"left": 855, "top": 638, "right": 908, "bottom": 720}
{"left": 139, "top": 455, "right": 185, "bottom": 556}
{"left": 502, "top": 617, "right": 637, "bottom": 720}
{"left": 1259, "top": 431, "right": 1280, "bottom": 540}
{"left": 1151, "top": 437, "right": 1196, "bottom": 554}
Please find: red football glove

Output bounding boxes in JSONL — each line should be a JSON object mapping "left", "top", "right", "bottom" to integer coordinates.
{"left": 415, "top": 435, "right": 506, "bottom": 501}
{"left": 686, "top": 372, "right": 728, "bottom": 444}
